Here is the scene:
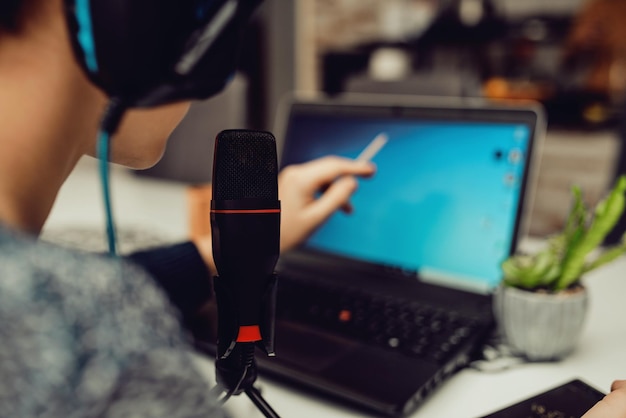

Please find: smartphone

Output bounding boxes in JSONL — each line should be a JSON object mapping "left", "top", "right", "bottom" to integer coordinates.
{"left": 480, "top": 379, "right": 605, "bottom": 418}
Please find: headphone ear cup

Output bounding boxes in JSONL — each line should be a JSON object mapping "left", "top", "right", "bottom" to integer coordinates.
{"left": 65, "top": 0, "right": 196, "bottom": 102}
{"left": 64, "top": 0, "right": 262, "bottom": 107}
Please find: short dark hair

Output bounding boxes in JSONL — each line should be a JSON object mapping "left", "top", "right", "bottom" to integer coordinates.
{"left": 0, "top": 0, "right": 26, "bottom": 31}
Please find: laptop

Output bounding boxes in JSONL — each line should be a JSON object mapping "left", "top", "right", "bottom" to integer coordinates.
{"left": 195, "top": 94, "right": 544, "bottom": 416}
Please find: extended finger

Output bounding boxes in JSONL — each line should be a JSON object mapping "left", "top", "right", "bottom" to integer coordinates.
{"left": 304, "top": 176, "right": 358, "bottom": 227}
{"left": 297, "top": 156, "right": 375, "bottom": 188}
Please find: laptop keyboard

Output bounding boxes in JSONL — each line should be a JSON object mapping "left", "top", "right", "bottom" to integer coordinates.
{"left": 277, "top": 272, "right": 484, "bottom": 365}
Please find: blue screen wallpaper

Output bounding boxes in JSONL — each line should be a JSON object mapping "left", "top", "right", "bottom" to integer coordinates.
{"left": 281, "top": 113, "right": 531, "bottom": 289}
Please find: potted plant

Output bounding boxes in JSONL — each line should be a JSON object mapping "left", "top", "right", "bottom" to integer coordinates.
{"left": 494, "top": 175, "right": 626, "bottom": 361}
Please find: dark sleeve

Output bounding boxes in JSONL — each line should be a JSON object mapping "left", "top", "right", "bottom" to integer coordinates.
{"left": 126, "top": 242, "right": 213, "bottom": 324}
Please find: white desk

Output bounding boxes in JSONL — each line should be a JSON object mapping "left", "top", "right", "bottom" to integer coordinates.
{"left": 46, "top": 157, "right": 626, "bottom": 417}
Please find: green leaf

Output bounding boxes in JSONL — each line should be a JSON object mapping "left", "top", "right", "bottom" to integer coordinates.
{"left": 557, "top": 175, "right": 626, "bottom": 290}
{"left": 502, "top": 249, "right": 558, "bottom": 289}
{"left": 561, "top": 186, "right": 587, "bottom": 257}
{"left": 502, "top": 256, "right": 538, "bottom": 288}
{"left": 540, "top": 262, "right": 562, "bottom": 286}
{"left": 583, "top": 232, "right": 626, "bottom": 273}
{"left": 501, "top": 175, "right": 626, "bottom": 291}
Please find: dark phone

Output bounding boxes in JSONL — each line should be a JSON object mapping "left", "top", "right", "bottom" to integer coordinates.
{"left": 480, "top": 379, "right": 605, "bottom": 418}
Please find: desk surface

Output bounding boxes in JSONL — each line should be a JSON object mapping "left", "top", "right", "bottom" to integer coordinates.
{"left": 46, "top": 157, "right": 626, "bottom": 417}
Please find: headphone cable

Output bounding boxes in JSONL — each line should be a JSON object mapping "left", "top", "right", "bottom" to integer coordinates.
{"left": 97, "top": 97, "right": 127, "bottom": 256}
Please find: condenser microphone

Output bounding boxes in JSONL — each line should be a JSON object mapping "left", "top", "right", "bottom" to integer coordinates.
{"left": 211, "top": 129, "right": 280, "bottom": 393}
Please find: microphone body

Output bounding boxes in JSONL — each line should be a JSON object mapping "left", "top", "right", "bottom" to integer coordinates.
{"left": 211, "top": 199, "right": 279, "bottom": 355}
{"left": 210, "top": 130, "right": 280, "bottom": 392}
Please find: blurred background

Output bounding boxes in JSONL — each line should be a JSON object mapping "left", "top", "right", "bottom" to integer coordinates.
{"left": 139, "top": 0, "right": 626, "bottom": 242}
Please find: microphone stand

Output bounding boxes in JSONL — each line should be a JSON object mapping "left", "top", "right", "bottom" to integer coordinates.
{"left": 210, "top": 342, "right": 280, "bottom": 418}
{"left": 205, "top": 273, "right": 281, "bottom": 418}
{"left": 245, "top": 386, "right": 280, "bottom": 418}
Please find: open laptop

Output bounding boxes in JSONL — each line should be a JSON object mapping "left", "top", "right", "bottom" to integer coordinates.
{"left": 195, "top": 94, "right": 544, "bottom": 416}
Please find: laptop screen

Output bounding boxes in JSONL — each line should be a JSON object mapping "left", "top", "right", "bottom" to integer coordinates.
{"left": 279, "top": 100, "right": 538, "bottom": 290}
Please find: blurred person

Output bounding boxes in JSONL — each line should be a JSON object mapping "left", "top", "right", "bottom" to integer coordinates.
{"left": 0, "top": 0, "right": 374, "bottom": 416}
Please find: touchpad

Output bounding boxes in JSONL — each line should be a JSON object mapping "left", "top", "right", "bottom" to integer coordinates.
{"left": 272, "top": 320, "right": 358, "bottom": 373}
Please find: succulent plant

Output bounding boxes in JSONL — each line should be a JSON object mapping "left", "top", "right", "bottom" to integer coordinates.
{"left": 502, "top": 175, "right": 626, "bottom": 292}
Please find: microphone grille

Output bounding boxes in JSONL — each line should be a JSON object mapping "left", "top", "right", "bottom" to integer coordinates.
{"left": 212, "top": 130, "right": 278, "bottom": 200}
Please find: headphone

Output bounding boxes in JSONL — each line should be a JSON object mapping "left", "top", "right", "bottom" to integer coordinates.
{"left": 62, "top": 0, "right": 263, "bottom": 255}
{"left": 63, "top": 0, "right": 262, "bottom": 108}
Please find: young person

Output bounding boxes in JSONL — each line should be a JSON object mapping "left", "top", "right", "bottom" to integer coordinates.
{"left": 0, "top": 0, "right": 374, "bottom": 415}
{"left": 3, "top": 1, "right": 623, "bottom": 417}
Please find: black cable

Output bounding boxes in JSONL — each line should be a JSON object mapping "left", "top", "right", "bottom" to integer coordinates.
{"left": 214, "top": 343, "right": 281, "bottom": 417}
{"left": 100, "top": 97, "right": 127, "bottom": 134}
{"left": 215, "top": 343, "right": 256, "bottom": 405}
{"left": 217, "top": 365, "right": 249, "bottom": 406}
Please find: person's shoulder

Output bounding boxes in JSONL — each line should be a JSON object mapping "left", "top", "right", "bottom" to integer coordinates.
{"left": 0, "top": 225, "right": 149, "bottom": 290}
{"left": 0, "top": 224, "right": 181, "bottom": 338}
{"left": 0, "top": 226, "right": 227, "bottom": 417}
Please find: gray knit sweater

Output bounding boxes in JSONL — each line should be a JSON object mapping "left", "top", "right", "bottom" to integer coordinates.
{"left": 0, "top": 225, "right": 226, "bottom": 417}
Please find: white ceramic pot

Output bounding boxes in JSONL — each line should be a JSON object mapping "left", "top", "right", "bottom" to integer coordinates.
{"left": 493, "top": 285, "right": 588, "bottom": 361}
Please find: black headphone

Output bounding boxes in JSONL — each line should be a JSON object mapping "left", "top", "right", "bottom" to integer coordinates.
{"left": 63, "top": 0, "right": 262, "bottom": 108}
{"left": 62, "top": 0, "right": 263, "bottom": 256}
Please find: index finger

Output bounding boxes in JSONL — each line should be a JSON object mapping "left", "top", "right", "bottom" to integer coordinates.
{"left": 296, "top": 156, "right": 375, "bottom": 189}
